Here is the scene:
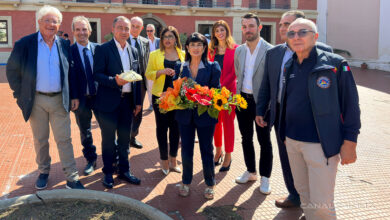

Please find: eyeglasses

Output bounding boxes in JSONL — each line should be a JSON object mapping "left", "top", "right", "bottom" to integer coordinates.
{"left": 287, "top": 29, "right": 315, "bottom": 39}
{"left": 42, "top": 19, "right": 60, "bottom": 25}
{"left": 146, "top": 30, "right": 154, "bottom": 33}
{"left": 163, "top": 35, "right": 175, "bottom": 40}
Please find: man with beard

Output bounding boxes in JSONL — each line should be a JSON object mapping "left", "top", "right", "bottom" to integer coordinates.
{"left": 234, "top": 13, "right": 273, "bottom": 195}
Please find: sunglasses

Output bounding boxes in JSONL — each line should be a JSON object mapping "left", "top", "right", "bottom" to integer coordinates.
{"left": 287, "top": 29, "right": 315, "bottom": 39}
{"left": 146, "top": 30, "right": 154, "bottom": 32}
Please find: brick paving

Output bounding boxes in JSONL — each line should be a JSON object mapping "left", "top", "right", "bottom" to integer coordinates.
{"left": 0, "top": 65, "right": 389, "bottom": 219}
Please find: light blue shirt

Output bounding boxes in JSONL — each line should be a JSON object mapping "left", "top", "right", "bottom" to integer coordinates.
{"left": 76, "top": 42, "right": 94, "bottom": 95}
{"left": 36, "top": 32, "right": 61, "bottom": 93}
{"left": 278, "top": 43, "right": 294, "bottom": 103}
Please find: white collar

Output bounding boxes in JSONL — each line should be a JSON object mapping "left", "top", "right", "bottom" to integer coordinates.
{"left": 114, "top": 38, "right": 129, "bottom": 50}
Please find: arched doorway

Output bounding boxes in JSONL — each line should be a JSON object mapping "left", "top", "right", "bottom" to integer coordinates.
{"left": 141, "top": 15, "right": 166, "bottom": 39}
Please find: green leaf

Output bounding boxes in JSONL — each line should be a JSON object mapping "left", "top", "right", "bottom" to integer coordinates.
{"left": 198, "top": 105, "right": 208, "bottom": 116}
{"left": 208, "top": 107, "right": 219, "bottom": 119}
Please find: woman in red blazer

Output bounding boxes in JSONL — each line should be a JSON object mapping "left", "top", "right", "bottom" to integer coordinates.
{"left": 208, "top": 20, "right": 238, "bottom": 172}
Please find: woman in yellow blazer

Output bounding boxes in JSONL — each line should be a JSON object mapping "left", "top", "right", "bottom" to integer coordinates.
{"left": 145, "top": 26, "right": 185, "bottom": 175}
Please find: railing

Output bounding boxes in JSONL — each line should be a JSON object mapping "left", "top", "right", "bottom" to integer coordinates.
{"left": 248, "top": 0, "right": 290, "bottom": 9}
{"left": 59, "top": 0, "right": 232, "bottom": 8}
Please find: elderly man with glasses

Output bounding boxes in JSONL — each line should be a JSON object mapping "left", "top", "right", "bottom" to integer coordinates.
{"left": 258, "top": 18, "right": 360, "bottom": 220}
{"left": 6, "top": 5, "right": 84, "bottom": 189}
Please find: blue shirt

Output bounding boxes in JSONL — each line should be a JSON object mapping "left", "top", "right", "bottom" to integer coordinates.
{"left": 36, "top": 32, "right": 61, "bottom": 93}
{"left": 76, "top": 42, "right": 94, "bottom": 95}
{"left": 285, "top": 48, "right": 319, "bottom": 143}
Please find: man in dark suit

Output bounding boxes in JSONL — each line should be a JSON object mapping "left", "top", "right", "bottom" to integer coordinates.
{"left": 93, "top": 16, "right": 142, "bottom": 188}
{"left": 6, "top": 5, "right": 84, "bottom": 190}
{"left": 127, "top": 16, "right": 150, "bottom": 149}
{"left": 255, "top": 10, "right": 333, "bottom": 208}
{"left": 69, "top": 16, "right": 99, "bottom": 175}
{"left": 145, "top": 23, "right": 160, "bottom": 111}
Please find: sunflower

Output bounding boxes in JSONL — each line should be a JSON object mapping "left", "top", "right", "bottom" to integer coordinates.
{"left": 235, "top": 95, "right": 248, "bottom": 109}
{"left": 213, "top": 93, "right": 228, "bottom": 111}
{"left": 221, "top": 87, "right": 231, "bottom": 99}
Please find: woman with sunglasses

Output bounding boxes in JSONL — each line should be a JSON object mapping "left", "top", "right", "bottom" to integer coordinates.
{"left": 174, "top": 32, "right": 221, "bottom": 200}
{"left": 145, "top": 26, "right": 185, "bottom": 176}
{"left": 208, "top": 20, "right": 238, "bottom": 172}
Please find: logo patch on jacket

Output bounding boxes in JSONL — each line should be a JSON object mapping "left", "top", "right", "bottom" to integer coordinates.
{"left": 317, "top": 76, "right": 331, "bottom": 89}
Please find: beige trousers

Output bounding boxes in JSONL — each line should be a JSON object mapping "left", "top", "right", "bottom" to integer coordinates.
{"left": 286, "top": 137, "right": 340, "bottom": 220}
{"left": 29, "top": 93, "right": 79, "bottom": 182}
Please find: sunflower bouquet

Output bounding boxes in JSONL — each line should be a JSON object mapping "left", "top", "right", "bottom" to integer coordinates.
{"left": 157, "top": 77, "right": 247, "bottom": 119}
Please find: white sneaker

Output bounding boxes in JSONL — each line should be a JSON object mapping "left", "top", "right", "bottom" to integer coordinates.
{"left": 259, "top": 176, "right": 271, "bottom": 195}
{"left": 235, "top": 171, "right": 257, "bottom": 184}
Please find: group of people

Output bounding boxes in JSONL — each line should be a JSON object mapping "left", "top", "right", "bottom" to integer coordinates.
{"left": 6, "top": 4, "right": 361, "bottom": 220}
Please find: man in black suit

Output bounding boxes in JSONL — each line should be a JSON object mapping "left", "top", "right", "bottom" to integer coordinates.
{"left": 93, "top": 16, "right": 142, "bottom": 188}
{"left": 6, "top": 5, "right": 84, "bottom": 189}
{"left": 69, "top": 16, "right": 98, "bottom": 175}
{"left": 127, "top": 16, "right": 150, "bottom": 149}
{"left": 255, "top": 10, "right": 333, "bottom": 208}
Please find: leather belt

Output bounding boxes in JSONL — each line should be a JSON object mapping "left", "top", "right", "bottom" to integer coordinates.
{"left": 37, "top": 91, "right": 61, "bottom": 97}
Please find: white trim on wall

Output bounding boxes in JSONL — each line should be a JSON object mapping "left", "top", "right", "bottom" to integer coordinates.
{"left": 0, "top": 16, "right": 12, "bottom": 48}
{"left": 87, "top": 18, "right": 101, "bottom": 44}
{"left": 261, "top": 21, "right": 276, "bottom": 45}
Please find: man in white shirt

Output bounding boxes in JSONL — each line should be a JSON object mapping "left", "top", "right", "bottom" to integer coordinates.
{"left": 93, "top": 16, "right": 142, "bottom": 188}
{"left": 145, "top": 24, "right": 160, "bottom": 110}
{"left": 234, "top": 13, "right": 273, "bottom": 195}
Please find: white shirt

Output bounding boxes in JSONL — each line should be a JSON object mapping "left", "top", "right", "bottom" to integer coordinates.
{"left": 148, "top": 37, "right": 157, "bottom": 52}
{"left": 76, "top": 42, "right": 94, "bottom": 95}
{"left": 277, "top": 43, "right": 294, "bottom": 103}
{"left": 114, "top": 38, "right": 132, "bottom": 93}
{"left": 242, "top": 39, "right": 262, "bottom": 94}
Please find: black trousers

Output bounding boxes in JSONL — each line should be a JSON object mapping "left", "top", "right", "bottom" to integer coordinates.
{"left": 96, "top": 93, "right": 134, "bottom": 175}
{"left": 152, "top": 95, "right": 180, "bottom": 160}
{"left": 236, "top": 93, "right": 273, "bottom": 177}
{"left": 73, "top": 96, "right": 97, "bottom": 163}
{"left": 275, "top": 103, "right": 300, "bottom": 204}
{"left": 131, "top": 80, "right": 146, "bottom": 138}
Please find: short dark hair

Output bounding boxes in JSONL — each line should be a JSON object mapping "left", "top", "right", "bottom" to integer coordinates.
{"left": 63, "top": 33, "right": 69, "bottom": 38}
{"left": 159, "top": 26, "right": 182, "bottom": 51}
{"left": 281, "top": 10, "right": 305, "bottom": 20}
{"left": 184, "top": 32, "right": 208, "bottom": 63}
{"left": 242, "top": 13, "right": 260, "bottom": 26}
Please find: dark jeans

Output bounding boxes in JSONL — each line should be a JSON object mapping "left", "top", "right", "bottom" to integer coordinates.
{"left": 236, "top": 93, "right": 273, "bottom": 177}
{"left": 131, "top": 80, "right": 146, "bottom": 138}
{"left": 179, "top": 122, "right": 216, "bottom": 187}
{"left": 74, "top": 96, "right": 97, "bottom": 163}
{"left": 152, "top": 95, "right": 180, "bottom": 160}
{"left": 96, "top": 93, "right": 134, "bottom": 175}
{"left": 275, "top": 103, "right": 300, "bottom": 205}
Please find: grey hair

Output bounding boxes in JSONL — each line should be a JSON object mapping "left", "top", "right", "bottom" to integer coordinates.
{"left": 113, "top": 16, "right": 130, "bottom": 28}
{"left": 36, "top": 5, "right": 62, "bottom": 23}
{"left": 72, "top": 16, "right": 92, "bottom": 31}
{"left": 130, "top": 16, "right": 143, "bottom": 25}
{"left": 289, "top": 18, "right": 318, "bottom": 33}
{"left": 146, "top": 24, "right": 155, "bottom": 30}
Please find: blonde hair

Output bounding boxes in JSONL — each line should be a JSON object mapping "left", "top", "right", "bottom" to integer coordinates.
{"left": 208, "top": 20, "right": 235, "bottom": 55}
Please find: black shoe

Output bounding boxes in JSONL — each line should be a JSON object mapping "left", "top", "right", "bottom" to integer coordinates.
{"left": 103, "top": 174, "right": 114, "bottom": 189}
{"left": 66, "top": 180, "right": 85, "bottom": 189}
{"left": 35, "top": 173, "right": 49, "bottom": 190}
{"left": 219, "top": 160, "right": 232, "bottom": 172}
{"left": 214, "top": 154, "right": 224, "bottom": 166}
{"left": 118, "top": 171, "right": 141, "bottom": 185}
{"left": 130, "top": 138, "right": 143, "bottom": 149}
{"left": 84, "top": 160, "right": 96, "bottom": 175}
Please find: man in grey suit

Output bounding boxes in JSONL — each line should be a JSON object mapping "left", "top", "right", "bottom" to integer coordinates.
{"left": 128, "top": 16, "right": 150, "bottom": 149}
{"left": 6, "top": 5, "right": 84, "bottom": 189}
{"left": 255, "top": 10, "right": 333, "bottom": 209}
{"left": 234, "top": 13, "right": 273, "bottom": 195}
{"left": 145, "top": 24, "right": 160, "bottom": 111}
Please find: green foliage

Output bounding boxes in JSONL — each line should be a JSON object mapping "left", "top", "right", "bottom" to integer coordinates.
{"left": 104, "top": 32, "right": 113, "bottom": 42}
{"left": 179, "top": 33, "right": 187, "bottom": 49}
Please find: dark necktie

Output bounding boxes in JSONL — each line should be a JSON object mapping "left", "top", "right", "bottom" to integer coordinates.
{"left": 133, "top": 37, "right": 144, "bottom": 73}
{"left": 83, "top": 47, "right": 96, "bottom": 95}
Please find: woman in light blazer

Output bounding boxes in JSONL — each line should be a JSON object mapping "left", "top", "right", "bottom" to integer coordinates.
{"left": 145, "top": 26, "right": 185, "bottom": 175}
{"left": 174, "top": 32, "right": 221, "bottom": 200}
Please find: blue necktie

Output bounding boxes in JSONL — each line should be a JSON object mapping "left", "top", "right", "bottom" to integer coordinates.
{"left": 83, "top": 47, "right": 96, "bottom": 95}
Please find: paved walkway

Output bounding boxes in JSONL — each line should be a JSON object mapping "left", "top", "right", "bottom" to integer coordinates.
{"left": 0, "top": 66, "right": 389, "bottom": 219}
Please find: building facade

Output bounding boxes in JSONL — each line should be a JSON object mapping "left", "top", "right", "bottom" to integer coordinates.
{"left": 0, "top": 0, "right": 317, "bottom": 63}
{"left": 317, "top": 0, "right": 390, "bottom": 71}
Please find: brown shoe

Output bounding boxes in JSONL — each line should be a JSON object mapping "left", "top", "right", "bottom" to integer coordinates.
{"left": 275, "top": 197, "right": 300, "bottom": 208}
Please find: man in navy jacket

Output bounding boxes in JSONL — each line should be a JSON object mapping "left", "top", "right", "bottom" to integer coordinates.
{"left": 69, "top": 16, "right": 99, "bottom": 176}
{"left": 256, "top": 10, "right": 333, "bottom": 209}
{"left": 93, "top": 16, "right": 142, "bottom": 189}
{"left": 6, "top": 5, "right": 83, "bottom": 190}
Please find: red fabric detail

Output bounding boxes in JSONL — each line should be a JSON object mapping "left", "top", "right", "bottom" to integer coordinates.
{"left": 213, "top": 107, "right": 236, "bottom": 153}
